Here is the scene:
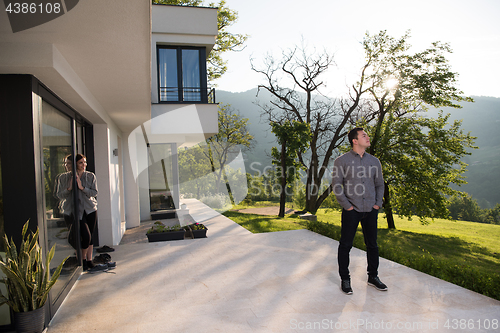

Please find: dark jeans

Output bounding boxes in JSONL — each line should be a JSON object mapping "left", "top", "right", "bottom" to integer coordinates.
{"left": 338, "top": 208, "right": 379, "bottom": 280}
{"left": 81, "top": 211, "right": 97, "bottom": 249}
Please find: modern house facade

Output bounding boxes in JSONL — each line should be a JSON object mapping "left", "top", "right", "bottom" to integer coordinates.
{"left": 0, "top": 1, "right": 218, "bottom": 329}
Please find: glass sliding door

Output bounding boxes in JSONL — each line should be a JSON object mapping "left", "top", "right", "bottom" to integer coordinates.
{"left": 0, "top": 125, "right": 4, "bottom": 249}
{"left": 41, "top": 100, "right": 78, "bottom": 301}
{"left": 0, "top": 119, "right": 10, "bottom": 327}
{"left": 148, "top": 144, "right": 175, "bottom": 211}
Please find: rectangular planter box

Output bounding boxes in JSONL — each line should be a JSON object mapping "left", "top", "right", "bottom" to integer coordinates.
{"left": 191, "top": 227, "right": 207, "bottom": 239}
{"left": 146, "top": 230, "right": 185, "bottom": 242}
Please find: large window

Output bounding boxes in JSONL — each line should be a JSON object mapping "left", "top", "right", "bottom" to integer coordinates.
{"left": 157, "top": 46, "right": 207, "bottom": 103}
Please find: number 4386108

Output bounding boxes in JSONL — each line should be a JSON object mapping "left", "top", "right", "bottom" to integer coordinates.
{"left": 444, "top": 319, "right": 498, "bottom": 330}
{"left": 5, "top": 2, "right": 61, "bottom": 14}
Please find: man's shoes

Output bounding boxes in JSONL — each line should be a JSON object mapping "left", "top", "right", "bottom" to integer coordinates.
{"left": 87, "top": 263, "right": 108, "bottom": 273}
{"left": 341, "top": 279, "right": 353, "bottom": 295}
{"left": 368, "top": 276, "right": 388, "bottom": 291}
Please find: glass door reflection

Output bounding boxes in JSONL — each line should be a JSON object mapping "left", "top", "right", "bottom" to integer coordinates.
{"left": 42, "top": 100, "right": 78, "bottom": 300}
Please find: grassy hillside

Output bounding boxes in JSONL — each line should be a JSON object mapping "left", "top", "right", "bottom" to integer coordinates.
{"left": 428, "top": 97, "right": 500, "bottom": 208}
{"left": 217, "top": 90, "right": 500, "bottom": 208}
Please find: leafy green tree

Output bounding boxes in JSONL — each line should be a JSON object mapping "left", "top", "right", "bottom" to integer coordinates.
{"left": 447, "top": 194, "right": 500, "bottom": 224}
{"left": 152, "top": 0, "right": 247, "bottom": 82}
{"left": 356, "top": 30, "right": 476, "bottom": 228}
{"left": 245, "top": 173, "right": 265, "bottom": 201}
{"left": 271, "top": 120, "right": 312, "bottom": 217}
{"left": 178, "top": 144, "right": 214, "bottom": 198}
{"left": 483, "top": 204, "right": 500, "bottom": 225}
{"left": 178, "top": 105, "right": 253, "bottom": 202}
{"left": 246, "top": 170, "right": 283, "bottom": 202}
{"left": 261, "top": 168, "right": 282, "bottom": 201}
{"left": 205, "top": 105, "right": 253, "bottom": 204}
{"left": 366, "top": 112, "right": 475, "bottom": 227}
{"left": 447, "top": 193, "right": 483, "bottom": 222}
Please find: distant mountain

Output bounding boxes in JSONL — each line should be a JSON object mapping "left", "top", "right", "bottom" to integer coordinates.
{"left": 428, "top": 97, "right": 500, "bottom": 208}
{"left": 216, "top": 89, "right": 276, "bottom": 175}
{"left": 216, "top": 89, "right": 500, "bottom": 208}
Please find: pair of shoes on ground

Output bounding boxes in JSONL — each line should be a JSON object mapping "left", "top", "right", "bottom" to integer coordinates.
{"left": 87, "top": 262, "right": 116, "bottom": 273}
{"left": 96, "top": 245, "right": 115, "bottom": 253}
{"left": 92, "top": 253, "right": 116, "bottom": 270}
{"left": 83, "top": 257, "right": 116, "bottom": 273}
{"left": 87, "top": 263, "right": 109, "bottom": 273}
{"left": 94, "top": 253, "right": 112, "bottom": 264}
{"left": 341, "top": 276, "right": 387, "bottom": 295}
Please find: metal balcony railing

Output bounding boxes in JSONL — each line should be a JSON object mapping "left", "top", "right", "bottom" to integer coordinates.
{"left": 159, "top": 87, "right": 216, "bottom": 104}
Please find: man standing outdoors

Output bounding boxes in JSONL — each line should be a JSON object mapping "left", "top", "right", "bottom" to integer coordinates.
{"left": 332, "top": 127, "right": 387, "bottom": 294}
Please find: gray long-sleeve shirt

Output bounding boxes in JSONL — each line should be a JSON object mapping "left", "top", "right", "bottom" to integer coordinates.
{"left": 56, "top": 171, "right": 98, "bottom": 219}
{"left": 332, "top": 150, "right": 384, "bottom": 212}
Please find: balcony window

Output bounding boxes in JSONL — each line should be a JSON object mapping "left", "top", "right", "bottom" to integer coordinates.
{"left": 158, "top": 46, "right": 208, "bottom": 103}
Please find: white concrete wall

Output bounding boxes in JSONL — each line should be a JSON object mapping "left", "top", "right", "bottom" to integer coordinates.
{"left": 125, "top": 127, "right": 151, "bottom": 222}
{"left": 138, "top": 155, "right": 151, "bottom": 221}
{"left": 93, "top": 124, "right": 112, "bottom": 245}
{"left": 107, "top": 127, "right": 125, "bottom": 244}
{"left": 94, "top": 123, "right": 126, "bottom": 246}
{"left": 123, "top": 130, "right": 141, "bottom": 228}
{"left": 150, "top": 103, "right": 218, "bottom": 146}
{"left": 152, "top": 5, "right": 217, "bottom": 38}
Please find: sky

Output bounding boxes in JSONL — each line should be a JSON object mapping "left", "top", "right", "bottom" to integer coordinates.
{"left": 215, "top": 0, "right": 500, "bottom": 98}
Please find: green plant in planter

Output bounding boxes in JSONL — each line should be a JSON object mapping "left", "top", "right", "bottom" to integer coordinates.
{"left": 190, "top": 223, "right": 206, "bottom": 230}
{"left": 188, "top": 223, "right": 208, "bottom": 239}
{"left": 147, "top": 221, "right": 185, "bottom": 234}
{"left": 0, "top": 221, "right": 68, "bottom": 313}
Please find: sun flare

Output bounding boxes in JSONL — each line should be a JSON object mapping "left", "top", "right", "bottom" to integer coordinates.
{"left": 385, "top": 78, "right": 399, "bottom": 90}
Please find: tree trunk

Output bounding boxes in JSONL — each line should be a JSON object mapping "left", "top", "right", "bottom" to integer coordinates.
{"left": 306, "top": 191, "right": 319, "bottom": 214}
{"left": 383, "top": 182, "right": 396, "bottom": 229}
{"left": 304, "top": 164, "right": 320, "bottom": 214}
{"left": 279, "top": 140, "right": 287, "bottom": 217}
{"left": 315, "top": 184, "right": 333, "bottom": 213}
{"left": 223, "top": 168, "right": 235, "bottom": 206}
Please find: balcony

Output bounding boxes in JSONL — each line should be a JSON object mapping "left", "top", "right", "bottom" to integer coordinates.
{"left": 149, "top": 91, "right": 218, "bottom": 146}
{"left": 158, "top": 87, "right": 216, "bottom": 104}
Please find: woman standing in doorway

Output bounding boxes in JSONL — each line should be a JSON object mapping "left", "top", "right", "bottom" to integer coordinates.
{"left": 74, "top": 154, "right": 98, "bottom": 270}
{"left": 60, "top": 154, "right": 99, "bottom": 270}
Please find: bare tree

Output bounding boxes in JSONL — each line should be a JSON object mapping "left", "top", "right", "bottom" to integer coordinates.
{"left": 251, "top": 44, "right": 373, "bottom": 213}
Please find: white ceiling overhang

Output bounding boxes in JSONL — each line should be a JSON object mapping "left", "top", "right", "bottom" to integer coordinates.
{"left": 0, "top": 0, "right": 152, "bottom": 133}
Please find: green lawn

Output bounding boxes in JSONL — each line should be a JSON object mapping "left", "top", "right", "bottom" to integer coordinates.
{"left": 223, "top": 211, "right": 307, "bottom": 233}
{"left": 223, "top": 206, "right": 500, "bottom": 300}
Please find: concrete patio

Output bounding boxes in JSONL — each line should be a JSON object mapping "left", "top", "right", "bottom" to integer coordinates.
{"left": 47, "top": 199, "right": 500, "bottom": 332}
